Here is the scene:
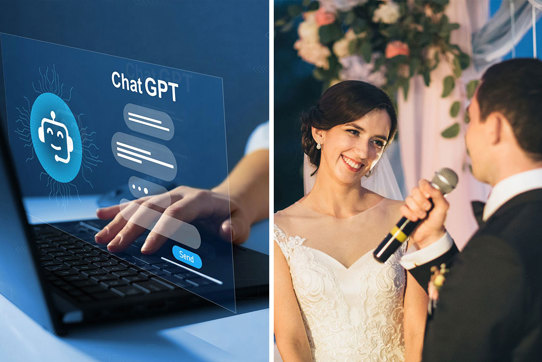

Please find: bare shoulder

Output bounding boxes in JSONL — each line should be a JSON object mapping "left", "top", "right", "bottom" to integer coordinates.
{"left": 274, "top": 202, "right": 304, "bottom": 235}
{"left": 377, "top": 196, "right": 404, "bottom": 220}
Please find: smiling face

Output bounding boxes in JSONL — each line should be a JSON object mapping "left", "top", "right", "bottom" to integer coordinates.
{"left": 313, "top": 109, "right": 391, "bottom": 186}
{"left": 43, "top": 120, "right": 69, "bottom": 160}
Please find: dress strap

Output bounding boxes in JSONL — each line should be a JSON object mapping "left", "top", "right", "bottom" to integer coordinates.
{"left": 274, "top": 224, "right": 305, "bottom": 266}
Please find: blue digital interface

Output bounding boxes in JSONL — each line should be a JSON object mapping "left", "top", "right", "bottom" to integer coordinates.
{"left": 1, "top": 33, "right": 236, "bottom": 312}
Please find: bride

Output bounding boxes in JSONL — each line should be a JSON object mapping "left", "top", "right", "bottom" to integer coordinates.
{"left": 274, "top": 80, "right": 428, "bottom": 361}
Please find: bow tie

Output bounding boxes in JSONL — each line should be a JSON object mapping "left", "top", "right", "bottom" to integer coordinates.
{"left": 471, "top": 200, "right": 486, "bottom": 226}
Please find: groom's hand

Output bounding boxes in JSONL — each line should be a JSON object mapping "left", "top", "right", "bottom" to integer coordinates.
{"left": 401, "top": 179, "right": 449, "bottom": 250}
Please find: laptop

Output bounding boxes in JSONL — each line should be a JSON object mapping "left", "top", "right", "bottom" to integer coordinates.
{"left": 0, "top": 124, "right": 268, "bottom": 335}
{"left": 0, "top": 35, "right": 269, "bottom": 335}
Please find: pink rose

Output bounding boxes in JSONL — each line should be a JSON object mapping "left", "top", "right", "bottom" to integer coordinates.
{"left": 385, "top": 41, "right": 410, "bottom": 58}
{"left": 315, "top": 7, "right": 335, "bottom": 26}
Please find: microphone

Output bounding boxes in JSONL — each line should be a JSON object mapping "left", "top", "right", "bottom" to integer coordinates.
{"left": 373, "top": 168, "right": 458, "bottom": 263}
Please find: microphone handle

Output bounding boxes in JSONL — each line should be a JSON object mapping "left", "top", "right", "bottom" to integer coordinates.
{"left": 373, "top": 199, "right": 434, "bottom": 263}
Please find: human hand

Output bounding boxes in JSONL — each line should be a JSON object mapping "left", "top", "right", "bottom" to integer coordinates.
{"left": 400, "top": 179, "right": 449, "bottom": 249}
{"left": 94, "top": 186, "right": 251, "bottom": 254}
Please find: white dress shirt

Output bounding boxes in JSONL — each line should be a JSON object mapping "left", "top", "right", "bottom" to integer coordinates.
{"left": 400, "top": 168, "right": 542, "bottom": 270}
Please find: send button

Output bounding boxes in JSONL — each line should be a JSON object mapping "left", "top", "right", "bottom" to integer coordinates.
{"left": 172, "top": 245, "right": 202, "bottom": 269}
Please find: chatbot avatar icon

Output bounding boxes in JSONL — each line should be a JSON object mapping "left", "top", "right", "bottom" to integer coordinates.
{"left": 38, "top": 111, "right": 74, "bottom": 164}
{"left": 30, "top": 93, "right": 82, "bottom": 183}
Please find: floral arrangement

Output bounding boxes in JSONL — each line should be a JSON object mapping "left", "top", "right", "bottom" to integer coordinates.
{"left": 277, "top": 0, "right": 478, "bottom": 138}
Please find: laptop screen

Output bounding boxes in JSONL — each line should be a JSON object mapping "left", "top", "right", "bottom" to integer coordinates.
{"left": 0, "top": 33, "right": 237, "bottom": 312}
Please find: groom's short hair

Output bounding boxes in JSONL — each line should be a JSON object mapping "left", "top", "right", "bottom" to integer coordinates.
{"left": 477, "top": 58, "right": 542, "bottom": 160}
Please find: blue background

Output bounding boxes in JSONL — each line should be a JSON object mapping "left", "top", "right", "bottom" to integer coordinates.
{"left": 0, "top": 0, "right": 269, "bottom": 196}
{"left": 2, "top": 34, "right": 230, "bottom": 197}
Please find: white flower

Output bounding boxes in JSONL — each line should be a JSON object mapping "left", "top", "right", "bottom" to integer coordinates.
{"left": 295, "top": 39, "right": 331, "bottom": 69}
{"left": 339, "top": 55, "right": 386, "bottom": 87}
{"left": 332, "top": 29, "right": 358, "bottom": 58}
{"left": 298, "top": 12, "right": 319, "bottom": 44}
{"left": 319, "top": 0, "right": 369, "bottom": 13}
{"left": 373, "top": 1, "right": 401, "bottom": 24}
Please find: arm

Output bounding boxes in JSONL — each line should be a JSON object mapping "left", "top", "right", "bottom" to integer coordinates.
{"left": 422, "top": 235, "right": 524, "bottom": 360}
{"left": 212, "top": 148, "right": 269, "bottom": 242}
{"left": 274, "top": 241, "right": 312, "bottom": 361}
{"left": 403, "top": 269, "right": 428, "bottom": 362}
{"left": 95, "top": 149, "right": 269, "bottom": 253}
{"left": 399, "top": 179, "right": 454, "bottom": 290}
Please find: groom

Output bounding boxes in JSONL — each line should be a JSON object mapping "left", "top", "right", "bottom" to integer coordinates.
{"left": 400, "top": 58, "right": 542, "bottom": 360}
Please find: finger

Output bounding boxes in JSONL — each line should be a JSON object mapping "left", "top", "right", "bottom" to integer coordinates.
{"left": 95, "top": 201, "right": 139, "bottom": 244}
{"left": 140, "top": 198, "right": 201, "bottom": 254}
{"left": 420, "top": 179, "right": 449, "bottom": 213}
{"left": 404, "top": 195, "right": 427, "bottom": 220}
{"left": 219, "top": 211, "right": 250, "bottom": 245}
{"left": 411, "top": 187, "right": 432, "bottom": 212}
{"left": 400, "top": 204, "right": 419, "bottom": 223}
{"left": 140, "top": 231, "right": 168, "bottom": 254}
{"left": 96, "top": 204, "right": 121, "bottom": 220}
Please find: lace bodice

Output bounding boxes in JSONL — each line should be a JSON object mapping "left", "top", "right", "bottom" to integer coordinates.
{"left": 275, "top": 224, "right": 406, "bottom": 361}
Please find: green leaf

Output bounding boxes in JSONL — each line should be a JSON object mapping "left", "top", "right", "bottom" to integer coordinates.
{"left": 319, "top": 23, "right": 343, "bottom": 45}
{"left": 464, "top": 111, "right": 470, "bottom": 124}
{"left": 307, "top": 1, "right": 319, "bottom": 11}
{"left": 449, "top": 101, "right": 461, "bottom": 118}
{"left": 422, "top": 71, "right": 431, "bottom": 86}
{"left": 275, "top": 18, "right": 287, "bottom": 27}
{"left": 458, "top": 52, "right": 470, "bottom": 70}
{"left": 352, "top": 18, "right": 367, "bottom": 34}
{"left": 280, "top": 20, "right": 294, "bottom": 33}
{"left": 313, "top": 68, "right": 326, "bottom": 81}
{"left": 401, "top": 79, "right": 410, "bottom": 101}
{"left": 441, "top": 76, "right": 455, "bottom": 98}
{"left": 287, "top": 4, "right": 302, "bottom": 17}
{"left": 302, "top": 0, "right": 312, "bottom": 6}
{"left": 466, "top": 79, "right": 479, "bottom": 99}
{"left": 344, "top": 11, "right": 356, "bottom": 25}
{"left": 441, "top": 123, "right": 460, "bottom": 138}
{"left": 453, "top": 57, "right": 462, "bottom": 77}
{"left": 360, "top": 41, "right": 372, "bottom": 62}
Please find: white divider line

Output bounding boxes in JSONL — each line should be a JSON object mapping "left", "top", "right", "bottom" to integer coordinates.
{"left": 117, "top": 153, "right": 142, "bottom": 164}
{"left": 127, "top": 112, "right": 163, "bottom": 124}
{"left": 128, "top": 117, "right": 170, "bottom": 132}
{"left": 161, "top": 257, "right": 224, "bottom": 285}
{"left": 116, "top": 147, "right": 175, "bottom": 169}
{"left": 116, "top": 141, "right": 151, "bottom": 155}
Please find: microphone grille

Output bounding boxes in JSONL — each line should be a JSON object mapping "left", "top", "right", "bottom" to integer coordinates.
{"left": 431, "top": 168, "right": 458, "bottom": 195}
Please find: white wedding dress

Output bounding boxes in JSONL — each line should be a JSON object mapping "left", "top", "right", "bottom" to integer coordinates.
{"left": 275, "top": 205, "right": 407, "bottom": 361}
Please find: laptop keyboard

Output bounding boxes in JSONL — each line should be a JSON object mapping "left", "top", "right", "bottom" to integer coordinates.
{"left": 33, "top": 224, "right": 182, "bottom": 304}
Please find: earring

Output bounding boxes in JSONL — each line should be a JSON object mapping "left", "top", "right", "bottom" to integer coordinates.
{"left": 365, "top": 168, "right": 373, "bottom": 177}
{"left": 316, "top": 143, "right": 321, "bottom": 150}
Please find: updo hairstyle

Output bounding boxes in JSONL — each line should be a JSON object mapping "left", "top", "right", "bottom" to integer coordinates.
{"left": 301, "top": 80, "right": 397, "bottom": 169}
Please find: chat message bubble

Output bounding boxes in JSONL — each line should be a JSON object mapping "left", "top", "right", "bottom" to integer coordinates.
{"left": 123, "top": 103, "right": 175, "bottom": 141}
{"left": 111, "top": 132, "right": 177, "bottom": 181}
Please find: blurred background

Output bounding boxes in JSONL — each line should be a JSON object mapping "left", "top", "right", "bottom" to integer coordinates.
{"left": 274, "top": 0, "right": 542, "bottom": 247}
{"left": 0, "top": 0, "right": 269, "bottom": 196}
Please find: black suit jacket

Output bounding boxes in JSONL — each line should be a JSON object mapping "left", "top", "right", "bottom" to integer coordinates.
{"left": 411, "top": 189, "right": 542, "bottom": 361}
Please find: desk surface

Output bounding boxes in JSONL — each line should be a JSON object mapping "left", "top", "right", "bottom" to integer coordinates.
{"left": 1, "top": 196, "right": 269, "bottom": 361}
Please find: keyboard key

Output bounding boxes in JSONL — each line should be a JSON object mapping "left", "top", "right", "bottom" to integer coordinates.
{"left": 122, "top": 275, "right": 149, "bottom": 283}
{"left": 111, "top": 285, "right": 148, "bottom": 297}
{"left": 112, "top": 269, "right": 139, "bottom": 278}
{"left": 100, "top": 279, "right": 129, "bottom": 288}
{"left": 92, "top": 290, "right": 119, "bottom": 300}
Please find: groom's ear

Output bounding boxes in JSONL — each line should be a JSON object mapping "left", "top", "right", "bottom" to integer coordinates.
{"left": 311, "top": 127, "right": 325, "bottom": 144}
{"left": 485, "top": 112, "right": 506, "bottom": 145}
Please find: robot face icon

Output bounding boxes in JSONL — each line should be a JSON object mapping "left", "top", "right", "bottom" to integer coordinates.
{"left": 38, "top": 111, "right": 74, "bottom": 164}
{"left": 30, "top": 93, "right": 82, "bottom": 183}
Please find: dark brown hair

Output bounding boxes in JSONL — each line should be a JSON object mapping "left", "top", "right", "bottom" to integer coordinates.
{"left": 477, "top": 58, "right": 542, "bottom": 160}
{"left": 301, "top": 80, "right": 397, "bottom": 169}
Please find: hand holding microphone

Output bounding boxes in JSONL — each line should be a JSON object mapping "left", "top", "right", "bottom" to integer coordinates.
{"left": 373, "top": 168, "right": 457, "bottom": 263}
